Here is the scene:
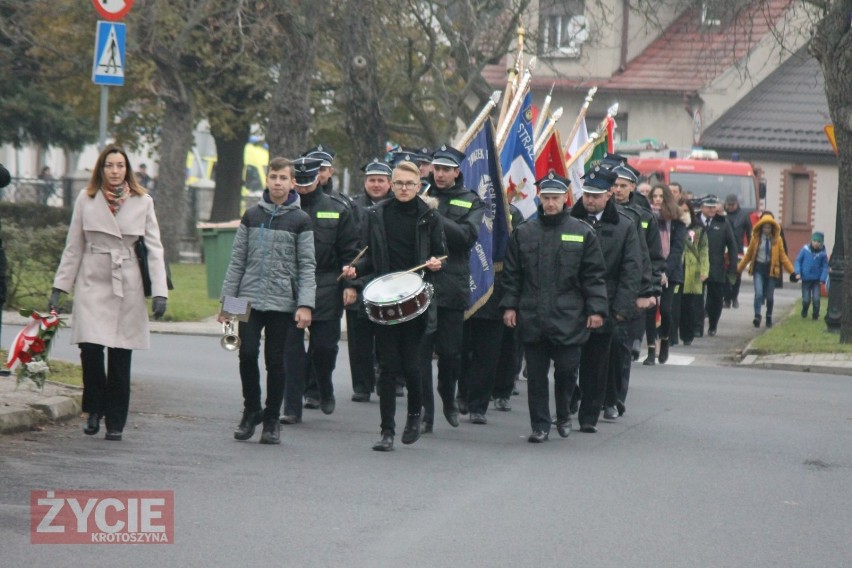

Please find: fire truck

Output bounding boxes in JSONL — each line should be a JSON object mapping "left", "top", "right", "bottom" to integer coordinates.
{"left": 628, "top": 150, "right": 765, "bottom": 215}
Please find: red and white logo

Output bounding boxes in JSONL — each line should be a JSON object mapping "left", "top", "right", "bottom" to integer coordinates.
{"left": 30, "top": 490, "right": 174, "bottom": 544}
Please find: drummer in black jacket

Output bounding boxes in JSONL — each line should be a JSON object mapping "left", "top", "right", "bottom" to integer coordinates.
{"left": 343, "top": 160, "right": 446, "bottom": 452}
{"left": 294, "top": 157, "right": 360, "bottom": 418}
{"left": 500, "top": 172, "right": 609, "bottom": 443}
{"left": 419, "top": 145, "right": 486, "bottom": 432}
{"left": 344, "top": 159, "right": 394, "bottom": 403}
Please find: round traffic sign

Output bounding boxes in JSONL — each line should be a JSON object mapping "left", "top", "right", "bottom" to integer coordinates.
{"left": 92, "top": 0, "right": 134, "bottom": 21}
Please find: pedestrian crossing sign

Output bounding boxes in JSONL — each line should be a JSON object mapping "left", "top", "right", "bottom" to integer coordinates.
{"left": 92, "top": 20, "right": 126, "bottom": 86}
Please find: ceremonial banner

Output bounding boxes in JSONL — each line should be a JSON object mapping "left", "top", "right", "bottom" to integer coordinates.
{"left": 460, "top": 120, "right": 510, "bottom": 318}
{"left": 535, "top": 130, "right": 572, "bottom": 205}
{"left": 566, "top": 116, "right": 614, "bottom": 201}
{"left": 499, "top": 91, "right": 537, "bottom": 219}
{"left": 566, "top": 118, "right": 589, "bottom": 202}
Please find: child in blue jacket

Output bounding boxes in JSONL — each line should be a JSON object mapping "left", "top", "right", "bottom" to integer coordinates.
{"left": 794, "top": 231, "right": 829, "bottom": 320}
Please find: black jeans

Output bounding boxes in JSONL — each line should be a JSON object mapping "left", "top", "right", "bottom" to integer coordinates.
{"left": 724, "top": 273, "right": 742, "bottom": 304}
{"left": 374, "top": 317, "right": 425, "bottom": 435}
{"left": 303, "top": 318, "right": 341, "bottom": 402}
{"left": 703, "top": 281, "right": 725, "bottom": 332}
{"left": 346, "top": 310, "right": 377, "bottom": 395}
{"left": 79, "top": 343, "right": 132, "bottom": 432}
{"left": 461, "top": 318, "right": 504, "bottom": 414}
{"left": 646, "top": 285, "right": 674, "bottom": 343}
{"left": 605, "top": 321, "right": 632, "bottom": 407}
{"left": 238, "top": 309, "right": 305, "bottom": 421}
{"left": 421, "top": 307, "right": 464, "bottom": 423}
{"left": 492, "top": 325, "right": 521, "bottom": 400}
{"left": 670, "top": 283, "right": 683, "bottom": 344}
{"left": 524, "top": 341, "right": 581, "bottom": 433}
{"left": 577, "top": 331, "right": 612, "bottom": 426}
{"left": 680, "top": 293, "right": 703, "bottom": 344}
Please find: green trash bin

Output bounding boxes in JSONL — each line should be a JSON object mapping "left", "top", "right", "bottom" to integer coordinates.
{"left": 198, "top": 221, "right": 240, "bottom": 299}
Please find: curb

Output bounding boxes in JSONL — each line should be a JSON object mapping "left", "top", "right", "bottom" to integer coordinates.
{"left": 0, "top": 392, "right": 82, "bottom": 435}
{"left": 738, "top": 361, "right": 852, "bottom": 377}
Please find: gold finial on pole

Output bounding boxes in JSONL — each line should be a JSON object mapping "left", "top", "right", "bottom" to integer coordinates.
{"left": 456, "top": 91, "right": 503, "bottom": 151}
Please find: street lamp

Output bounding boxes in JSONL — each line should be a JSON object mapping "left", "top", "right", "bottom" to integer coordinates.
{"left": 824, "top": 125, "right": 843, "bottom": 331}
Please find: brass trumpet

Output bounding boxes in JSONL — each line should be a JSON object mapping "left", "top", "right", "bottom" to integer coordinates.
{"left": 220, "top": 320, "right": 241, "bottom": 351}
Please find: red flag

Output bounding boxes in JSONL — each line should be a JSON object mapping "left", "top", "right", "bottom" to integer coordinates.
{"left": 535, "top": 131, "right": 573, "bottom": 205}
{"left": 535, "top": 132, "right": 566, "bottom": 178}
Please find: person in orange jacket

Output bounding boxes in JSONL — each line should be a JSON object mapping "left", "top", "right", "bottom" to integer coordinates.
{"left": 737, "top": 214, "right": 797, "bottom": 328}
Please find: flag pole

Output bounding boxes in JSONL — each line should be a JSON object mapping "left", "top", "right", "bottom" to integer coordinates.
{"left": 516, "top": 25, "right": 526, "bottom": 79}
{"left": 533, "top": 107, "right": 564, "bottom": 157}
{"left": 456, "top": 91, "right": 502, "bottom": 152}
{"left": 562, "top": 86, "right": 598, "bottom": 152}
{"left": 495, "top": 70, "right": 533, "bottom": 151}
{"left": 533, "top": 83, "right": 555, "bottom": 142}
{"left": 564, "top": 103, "right": 618, "bottom": 170}
{"left": 496, "top": 66, "right": 518, "bottom": 132}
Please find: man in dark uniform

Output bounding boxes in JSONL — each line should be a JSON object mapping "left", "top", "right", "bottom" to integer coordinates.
{"left": 607, "top": 160, "right": 662, "bottom": 417}
{"left": 292, "top": 156, "right": 360, "bottom": 419}
{"left": 419, "top": 145, "right": 486, "bottom": 432}
{"left": 723, "top": 194, "right": 751, "bottom": 308}
{"left": 303, "top": 144, "right": 350, "bottom": 205}
{"left": 699, "top": 195, "right": 739, "bottom": 336}
{"left": 569, "top": 168, "right": 642, "bottom": 433}
{"left": 501, "top": 172, "right": 609, "bottom": 443}
{"left": 342, "top": 160, "right": 446, "bottom": 451}
{"left": 344, "top": 159, "right": 394, "bottom": 402}
{"left": 415, "top": 147, "right": 433, "bottom": 179}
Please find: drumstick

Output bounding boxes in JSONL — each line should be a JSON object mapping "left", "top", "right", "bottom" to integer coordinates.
{"left": 402, "top": 255, "right": 448, "bottom": 274}
{"left": 337, "top": 246, "right": 369, "bottom": 281}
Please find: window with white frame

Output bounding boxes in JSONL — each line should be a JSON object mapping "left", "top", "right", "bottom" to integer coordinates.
{"left": 539, "top": 0, "right": 586, "bottom": 58}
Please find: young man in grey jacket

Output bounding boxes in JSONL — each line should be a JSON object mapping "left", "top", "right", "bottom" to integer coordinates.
{"left": 219, "top": 157, "right": 317, "bottom": 445}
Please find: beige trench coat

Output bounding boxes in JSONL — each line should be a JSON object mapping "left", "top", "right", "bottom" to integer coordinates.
{"left": 53, "top": 190, "right": 168, "bottom": 349}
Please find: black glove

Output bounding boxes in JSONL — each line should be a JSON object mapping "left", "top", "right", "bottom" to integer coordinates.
{"left": 48, "top": 287, "right": 65, "bottom": 312}
{"left": 152, "top": 296, "right": 167, "bottom": 320}
{"left": 789, "top": 273, "right": 799, "bottom": 283}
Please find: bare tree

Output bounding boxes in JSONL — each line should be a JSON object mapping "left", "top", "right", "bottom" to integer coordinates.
{"left": 809, "top": 0, "right": 852, "bottom": 342}
{"left": 266, "top": 0, "right": 326, "bottom": 159}
{"left": 133, "top": 0, "right": 215, "bottom": 262}
{"left": 334, "top": 0, "right": 389, "bottom": 175}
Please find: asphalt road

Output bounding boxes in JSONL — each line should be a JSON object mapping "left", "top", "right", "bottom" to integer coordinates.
{"left": 2, "top": 285, "right": 851, "bottom": 566}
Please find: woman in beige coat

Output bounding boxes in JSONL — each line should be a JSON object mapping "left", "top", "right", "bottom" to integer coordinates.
{"left": 51, "top": 145, "right": 168, "bottom": 441}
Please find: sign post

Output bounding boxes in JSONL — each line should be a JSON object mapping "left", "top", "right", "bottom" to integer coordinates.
{"left": 90, "top": 0, "right": 133, "bottom": 150}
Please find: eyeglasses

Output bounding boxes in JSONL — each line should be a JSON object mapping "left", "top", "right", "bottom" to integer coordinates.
{"left": 392, "top": 181, "right": 419, "bottom": 190}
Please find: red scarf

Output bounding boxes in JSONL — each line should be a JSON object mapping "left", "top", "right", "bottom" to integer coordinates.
{"left": 103, "top": 182, "right": 129, "bottom": 215}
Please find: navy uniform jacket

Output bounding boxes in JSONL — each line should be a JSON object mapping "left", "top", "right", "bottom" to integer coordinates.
{"left": 703, "top": 213, "right": 739, "bottom": 283}
{"left": 425, "top": 172, "right": 486, "bottom": 310}
{"left": 500, "top": 205, "right": 608, "bottom": 346}
{"left": 570, "top": 199, "right": 642, "bottom": 331}
{"left": 299, "top": 188, "right": 359, "bottom": 321}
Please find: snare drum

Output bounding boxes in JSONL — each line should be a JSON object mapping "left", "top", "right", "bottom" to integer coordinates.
{"left": 362, "top": 271, "right": 433, "bottom": 325}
